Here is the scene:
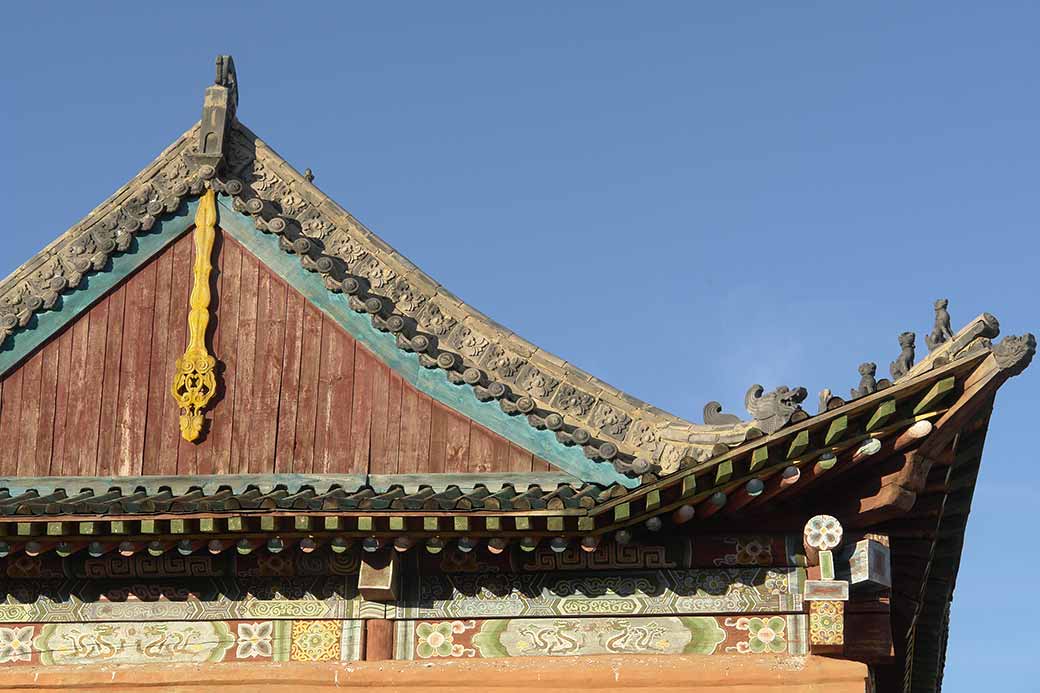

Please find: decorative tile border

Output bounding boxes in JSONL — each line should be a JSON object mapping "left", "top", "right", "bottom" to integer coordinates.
{"left": 393, "top": 614, "right": 808, "bottom": 660}
{"left": 393, "top": 568, "right": 805, "bottom": 620}
{"left": 0, "top": 619, "right": 363, "bottom": 666}
{"left": 413, "top": 535, "right": 805, "bottom": 577}
{"left": 2, "top": 547, "right": 361, "bottom": 581}
{"left": 0, "top": 577, "right": 375, "bottom": 623}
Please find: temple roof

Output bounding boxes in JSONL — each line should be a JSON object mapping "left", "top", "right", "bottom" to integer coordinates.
{"left": 0, "top": 55, "right": 1036, "bottom": 693}
{"left": 2, "top": 59, "right": 1032, "bottom": 492}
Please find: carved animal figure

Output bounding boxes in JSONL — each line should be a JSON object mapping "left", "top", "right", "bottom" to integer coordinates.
{"left": 889, "top": 332, "right": 916, "bottom": 381}
{"left": 925, "top": 298, "right": 954, "bottom": 352}
{"left": 745, "top": 384, "right": 808, "bottom": 434}
{"left": 850, "top": 362, "right": 878, "bottom": 399}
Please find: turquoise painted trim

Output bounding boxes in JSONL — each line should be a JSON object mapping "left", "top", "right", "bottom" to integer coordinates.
{"left": 217, "top": 198, "right": 636, "bottom": 488}
{"left": 0, "top": 201, "right": 199, "bottom": 376}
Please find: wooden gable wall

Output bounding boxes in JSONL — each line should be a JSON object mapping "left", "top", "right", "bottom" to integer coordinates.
{"left": 0, "top": 229, "right": 553, "bottom": 478}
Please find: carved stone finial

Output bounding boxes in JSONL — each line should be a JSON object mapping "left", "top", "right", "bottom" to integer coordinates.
{"left": 188, "top": 55, "right": 239, "bottom": 173}
{"left": 745, "top": 384, "right": 807, "bottom": 434}
{"left": 889, "top": 331, "right": 915, "bottom": 381}
{"left": 703, "top": 401, "right": 740, "bottom": 425}
{"left": 925, "top": 298, "right": 954, "bottom": 352}
{"left": 993, "top": 333, "right": 1036, "bottom": 376}
{"left": 850, "top": 362, "right": 878, "bottom": 399}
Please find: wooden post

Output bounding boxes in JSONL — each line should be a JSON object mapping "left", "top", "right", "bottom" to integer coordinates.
{"left": 364, "top": 619, "right": 394, "bottom": 661}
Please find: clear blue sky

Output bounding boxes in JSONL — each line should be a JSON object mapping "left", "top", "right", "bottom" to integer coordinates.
{"left": 2, "top": 3, "right": 1036, "bottom": 688}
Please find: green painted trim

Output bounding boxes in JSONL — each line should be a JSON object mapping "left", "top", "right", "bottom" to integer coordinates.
{"left": 0, "top": 201, "right": 198, "bottom": 376}
{"left": 216, "top": 198, "right": 635, "bottom": 488}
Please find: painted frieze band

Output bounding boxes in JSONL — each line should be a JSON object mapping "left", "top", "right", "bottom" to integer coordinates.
{"left": 0, "top": 619, "right": 363, "bottom": 666}
{"left": 392, "top": 614, "right": 808, "bottom": 660}
{"left": 394, "top": 567, "right": 805, "bottom": 620}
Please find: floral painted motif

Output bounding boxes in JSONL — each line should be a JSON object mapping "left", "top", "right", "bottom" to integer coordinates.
{"left": 289, "top": 620, "right": 341, "bottom": 662}
{"left": 0, "top": 626, "right": 33, "bottom": 663}
{"left": 415, "top": 621, "right": 476, "bottom": 658}
{"left": 744, "top": 617, "right": 786, "bottom": 654}
{"left": 236, "top": 621, "right": 273, "bottom": 659}
{"left": 723, "top": 616, "right": 788, "bottom": 654}
{"left": 809, "top": 600, "right": 844, "bottom": 645}
{"left": 714, "top": 536, "right": 774, "bottom": 567}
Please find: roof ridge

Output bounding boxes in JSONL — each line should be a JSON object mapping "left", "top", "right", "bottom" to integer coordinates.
{"left": 0, "top": 60, "right": 1015, "bottom": 487}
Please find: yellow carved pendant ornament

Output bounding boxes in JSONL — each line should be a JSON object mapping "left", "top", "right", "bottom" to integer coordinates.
{"left": 171, "top": 188, "right": 219, "bottom": 441}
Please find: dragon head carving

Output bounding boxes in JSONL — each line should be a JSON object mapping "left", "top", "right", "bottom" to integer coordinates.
{"left": 745, "top": 384, "right": 808, "bottom": 434}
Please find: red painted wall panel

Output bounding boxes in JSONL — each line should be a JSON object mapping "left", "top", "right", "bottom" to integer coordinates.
{"left": 0, "top": 230, "right": 553, "bottom": 477}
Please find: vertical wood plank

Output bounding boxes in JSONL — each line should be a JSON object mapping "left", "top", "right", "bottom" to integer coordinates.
{"left": 507, "top": 442, "right": 535, "bottom": 473}
{"left": 95, "top": 290, "right": 126, "bottom": 476}
{"left": 114, "top": 261, "right": 157, "bottom": 476}
{"left": 363, "top": 348, "right": 392, "bottom": 475}
{"left": 248, "top": 270, "right": 287, "bottom": 473}
{"left": 14, "top": 350, "right": 43, "bottom": 477}
{"left": 33, "top": 340, "right": 61, "bottom": 474}
{"left": 428, "top": 401, "right": 449, "bottom": 474}
{"left": 75, "top": 297, "right": 109, "bottom": 475}
{"left": 145, "top": 234, "right": 178, "bottom": 476}
{"left": 443, "top": 408, "right": 471, "bottom": 475}
{"left": 229, "top": 249, "right": 260, "bottom": 474}
{"left": 0, "top": 369, "right": 22, "bottom": 476}
{"left": 348, "top": 347, "right": 377, "bottom": 474}
{"left": 397, "top": 386, "right": 419, "bottom": 474}
{"left": 315, "top": 319, "right": 356, "bottom": 473}
{"left": 48, "top": 326, "right": 73, "bottom": 475}
{"left": 60, "top": 316, "right": 91, "bottom": 474}
{"left": 205, "top": 235, "right": 241, "bottom": 474}
{"left": 380, "top": 372, "right": 404, "bottom": 475}
{"left": 490, "top": 429, "right": 511, "bottom": 472}
{"left": 274, "top": 290, "right": 305, "bottom": 474}
{"left": 532, "top": 455, "right": 553, "bottom": 472}
{"left": 292, "top": 303, "right": 323, "bottom": 473}
{"left": 467, "top": 425, "right": 496, "bottom": 475}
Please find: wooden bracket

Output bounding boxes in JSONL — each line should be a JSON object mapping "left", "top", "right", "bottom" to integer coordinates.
{"left": 358, "top": 548, "right": 400, "bottom": 601}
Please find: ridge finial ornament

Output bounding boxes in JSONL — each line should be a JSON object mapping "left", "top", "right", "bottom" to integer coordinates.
{"left": 745, "top": 384, "right": 807, "bottom": 434}
{"left": 188, "top": 55, "right": 238, "bottom": 173}
{"left": 703, "top": 401, "right": 740, "bottom": 425}
{"left": 170, "top": 189, "right": 220, "bottom": 441}
{"left": 925, "top": 298, "right": 954, "bottom": 352}
{"left": 889, "top": 331, "right": 916, "bottom": 381}
{"left": 993, "top": 333, "right": 1036, "bottom": 376}
{"left": 850, "top": 362, "right": 878, "bottom": 399}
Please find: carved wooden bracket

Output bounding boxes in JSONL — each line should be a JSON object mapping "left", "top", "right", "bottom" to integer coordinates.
{"left": 170, "top": 188, "right": 219, "bottom": 442}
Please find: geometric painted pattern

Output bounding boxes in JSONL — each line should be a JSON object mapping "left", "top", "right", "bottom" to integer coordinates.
{"left": 0, "top": 620, "right": 363, "bottom": 666}
{"left": 394, "top": 568, "right": 805, "bottom": 620}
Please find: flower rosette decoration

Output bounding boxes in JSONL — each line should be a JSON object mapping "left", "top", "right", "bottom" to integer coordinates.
{"left": 236, "top": 622, "right": 273, "bottom": 659}
{"left": 0, "top": 626, "right": 34, "bottom": 664}
{"left": 415, "top": 621, "right": 476, "bottom": 658}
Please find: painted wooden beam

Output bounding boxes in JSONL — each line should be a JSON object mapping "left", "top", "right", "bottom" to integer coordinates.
{"left": 913, "top": 376, "right": 956, "bottom": 415}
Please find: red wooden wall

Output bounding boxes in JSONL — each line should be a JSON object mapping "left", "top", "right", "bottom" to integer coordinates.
{"left": 0, "top": 231, "right": 553, "bottom": 478}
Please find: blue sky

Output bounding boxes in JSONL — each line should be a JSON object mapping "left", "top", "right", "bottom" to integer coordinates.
{"left": 1, "top": 3, "right": 1036, "bottom": 687}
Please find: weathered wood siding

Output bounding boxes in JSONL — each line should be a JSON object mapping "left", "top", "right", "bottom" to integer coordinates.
{"left": 0, "top": 231, "right": 553, "bottom": 477}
